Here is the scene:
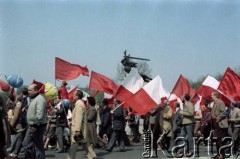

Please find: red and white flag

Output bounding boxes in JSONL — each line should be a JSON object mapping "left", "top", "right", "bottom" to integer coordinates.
{"left": 115, "top": 68, "right": 144, "bottom": 102}
{"left": 125, "top": 75, "right": 168, "bottom": 115}
{"left": 196, "top": 76, "right": 219, "bottom": 100}
{"left": 196, "top": 75, "right": 233, "bottom": 105}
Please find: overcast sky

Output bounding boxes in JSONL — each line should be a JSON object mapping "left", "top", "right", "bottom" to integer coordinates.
{"left": 1, "top": 0, "right": 240, "bottom": 91}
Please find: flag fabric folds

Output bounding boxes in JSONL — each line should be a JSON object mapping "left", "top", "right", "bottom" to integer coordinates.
{"left": 171, "top": 75, "right": 195, "bottom": 99}
{"left": 218, "top": 67, "right": 240, "bottom": 103}
{"left": 55, "top": 57, "right": 89, "bottom": 81}
{"left": 196, "top": 75, "right": 233, "bottom": 105}
{"left": 68, "top": 86, "right": 79, "bottom": 103}
{"left": 115, "top": 68, "right": 144, "bottom": 102}
{"left": 125, "top": 75, "right": 168, "bottom": 115}
{"left": 88, "top": 71, "right": 118, "bottom": 95}
{"left": 196, "top": 76, "right": 219, "bottom": 100}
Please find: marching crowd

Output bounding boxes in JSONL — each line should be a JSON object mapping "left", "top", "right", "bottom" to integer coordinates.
{"left": 0, "top": 81, "right": 240, "bottom": 159}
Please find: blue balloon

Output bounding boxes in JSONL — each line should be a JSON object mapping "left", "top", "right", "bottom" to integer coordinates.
{"left": 62, "top": 99, "right": 70, "bottom": 108}
{"left": 6, "top": 75, "right": 24, "bottom": 88}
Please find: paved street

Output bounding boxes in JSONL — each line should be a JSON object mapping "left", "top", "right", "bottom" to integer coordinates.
{"left": 41, "top": 142, "right": 239, "bottom": 159}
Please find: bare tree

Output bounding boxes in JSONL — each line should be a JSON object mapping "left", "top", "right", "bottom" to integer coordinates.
{"left": 115, "top": 61, "right": 152, "bottom": 84}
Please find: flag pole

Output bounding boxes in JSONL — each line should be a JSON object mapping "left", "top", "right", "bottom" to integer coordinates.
{"left": 112, "top": 101, "right": 125, "bottom": 112}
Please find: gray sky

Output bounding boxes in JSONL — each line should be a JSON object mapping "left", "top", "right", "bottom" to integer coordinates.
{"left": 1, "top": 0, "right": 240, "bottom": 90}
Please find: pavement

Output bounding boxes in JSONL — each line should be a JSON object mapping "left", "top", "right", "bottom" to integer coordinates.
{"left": 41, "top": 142, "right": 239, "bottom": 159}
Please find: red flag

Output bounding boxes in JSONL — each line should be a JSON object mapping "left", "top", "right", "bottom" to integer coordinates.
{"left": 88, "top": 71, "right": 118, "bottom": 95}
{"left": 68, "top": 86, "right": 79, "bottom": 103}
{"left": 218, "top": 67, "right": 240, "bottom": 102}
{"left": 171, "top": 75, "right": 195, "bottom": 99}
{"left": 32, "top": 80, "right": 45, "bottom": 94}
{"left": 55, "top": 57, "right": 89, "bottom": 81}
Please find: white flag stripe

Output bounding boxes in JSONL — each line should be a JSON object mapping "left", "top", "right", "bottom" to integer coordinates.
{"left": 202, "top": 76, "right": 219, "bottom": 89}
{"left": 104, "top": 92, "right": 113, "bottom": 99}
{"left": 121, "top": 68, "right": 144, "bottom": 93}
{"left": 143, "top": 75, "right": 168, "bottom": 104}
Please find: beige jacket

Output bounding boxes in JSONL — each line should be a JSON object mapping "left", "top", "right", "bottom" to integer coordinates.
{"left": 182, "top": 101, "right": 195, "bottom": 125}
{"left": 212, "top": 99, "right": 228, "bottom": 128}
{"left": 71, "top": 99, "right": 87, "bottom": 143}
{"left": 162, "top": 106, "right": 173, "bottom": 137}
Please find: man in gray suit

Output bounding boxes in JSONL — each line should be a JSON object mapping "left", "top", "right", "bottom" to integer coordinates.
{"left": 211, "top": 91, "right": 228, "bottom": 159}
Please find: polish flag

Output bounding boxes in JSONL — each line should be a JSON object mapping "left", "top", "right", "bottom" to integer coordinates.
{"left": 125, "top": 75, "right": 168, "bottom": 115}
{"left": 196, "top": 76, "right": 219, "bottom": 100}
{"left": 115, "top": 68, "right": 144, "bottom": 102}
{"left": 196, "top": 75, "right": 233, "bottom": 105}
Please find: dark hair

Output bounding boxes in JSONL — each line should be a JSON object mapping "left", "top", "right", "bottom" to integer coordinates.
{"left": 22, "top": 87, "right": 29, "bottom": 96}
{"left": 203, "top": 98, "right": 211, "bottom": 106}
{"left": 87, "top": 97, "right": 96, "bottom": 106}
{"left": 9, "top": 95, "right": 15, "bottom": 102}
{"left": 234, "top": 102, "right": 240, "bottom": 108}
{"left": 75, "top": 90, "right": 83, "bottom": 99}
{"left": 102, "top": 99, "right": 108, "bottom": 105}
{"left": 62, "top": 81, "right": 67, "bottom": 86}
{"left": 50, "top": 99, "right": 55, "bottom": 107}
{"left": 184, "top": 94, "right": 190, "bottom": 101}
{"left": 175, "top": 102, "right": 180, "bottom": 108}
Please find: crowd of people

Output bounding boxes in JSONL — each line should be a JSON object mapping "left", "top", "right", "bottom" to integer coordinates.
{"left": 0, "top": 81, "right": 240, "bottom": 159}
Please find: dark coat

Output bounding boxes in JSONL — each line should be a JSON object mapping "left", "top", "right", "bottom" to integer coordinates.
{"left": 87, "top": 106, "right": 97, "bottom": 145}
{"left": 100, "top": 105, "right": 112, "bottom": 135}
{"left": 171, "top": 108, "right": 182, "bottom": 134}
{"left": 55, "top": 104, "right": 68, "bottom": 127}
{"left": 112, "top": 105, "right": 125, "bottom": 131}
